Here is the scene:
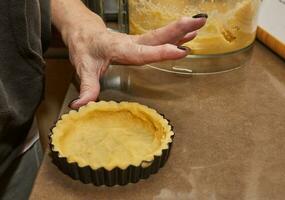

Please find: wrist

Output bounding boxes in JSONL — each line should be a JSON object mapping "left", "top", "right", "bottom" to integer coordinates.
{"left": 61, "top": 13, "right": 107, "bottom": 46}
{"left": 51, "top": 0, "right": 106, "bottom": 45}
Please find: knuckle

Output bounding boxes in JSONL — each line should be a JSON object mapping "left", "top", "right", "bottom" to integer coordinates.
{"left": 80, "top": 82, "right": 93, "bottom": 93}
{"left": 159, "top": 44, "right": 172, "bottom": 59}
{"left": 149, "top": 29, "right": 164, "bottom": 44}
{"left": 164, "top": 44, "right": 173, "bottom": 49}
{"left": 109, "top": 40, "right": 122, "bottom": 57}
{"left": 130, "top": 34, "right": 140, "bottom": 43}
{"left": 134, "top": 45, "right": 145, "bottom": 64}
{"left": 149, "top": 29, "right": 158, "bottom": 37}
{"left": 74, "top": 56, "right": 87, "bottom": 69}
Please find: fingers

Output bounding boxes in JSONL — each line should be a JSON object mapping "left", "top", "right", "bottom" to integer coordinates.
{"left": 135, "top": 17, "right": 207, "bottom": 46}
{"left": 69, "top": 55, "right": 107, "bottom": 109}
{"left": 112, "top": 43, "right": 190, "bottom": 65}
{"left": 67, "top": 16, "right": 206, "bottom": 109}
{"left": 176, "top": 31, "right": 197, "bottom": 46}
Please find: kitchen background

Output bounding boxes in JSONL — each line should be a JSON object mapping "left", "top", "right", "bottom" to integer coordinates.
{"left": 37, "top": 0, "right": 285, "bottom": 149}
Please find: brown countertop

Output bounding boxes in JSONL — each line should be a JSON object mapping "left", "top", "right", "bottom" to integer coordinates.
{"left": 30, "top": 42, "right": 285, "bottom": 200}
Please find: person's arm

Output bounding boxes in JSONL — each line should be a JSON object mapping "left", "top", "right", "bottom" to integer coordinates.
{"left": 51, "top": 0, "right": 207, "bottom": 109}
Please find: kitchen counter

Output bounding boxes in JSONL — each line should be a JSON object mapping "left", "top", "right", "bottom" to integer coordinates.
{"left": 30, "top": 42, "right": 285, "bottom": 200}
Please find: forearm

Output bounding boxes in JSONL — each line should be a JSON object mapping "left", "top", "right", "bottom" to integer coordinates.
{"left": 51, "top": 0, "right": 106, "bottom": 44}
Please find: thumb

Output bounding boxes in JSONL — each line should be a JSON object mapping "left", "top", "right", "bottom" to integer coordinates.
{"left": 77, "top": 74, "right": 100, "bottom": 109}
{"left": 69, "top": 58, "right": 103, "bottom": 109}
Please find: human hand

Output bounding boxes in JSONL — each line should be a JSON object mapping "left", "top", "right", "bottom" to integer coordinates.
{"left": 63, "top": 14, "right": 207, "bottom": 109}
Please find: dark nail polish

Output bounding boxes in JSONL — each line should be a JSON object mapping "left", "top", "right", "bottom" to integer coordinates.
{"left": 177, "top": 46, "right": 191, "bottom": 52}
{"left": 68, "top": 98, "right": 79, "bottom": 108}
{"left": 192, "top": 13, "right": 208, "bottom": 19}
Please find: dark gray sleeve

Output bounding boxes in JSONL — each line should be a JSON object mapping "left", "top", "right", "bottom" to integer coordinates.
{"left": 39, "top": 0, "right": 51, "bottom": 53}
{"left": 0, "top": 0, "right": 50, "bottom": 176}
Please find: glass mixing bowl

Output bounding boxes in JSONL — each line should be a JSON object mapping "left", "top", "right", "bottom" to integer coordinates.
{"left": 119, "top": 0, "right": 261, "bottom": 74}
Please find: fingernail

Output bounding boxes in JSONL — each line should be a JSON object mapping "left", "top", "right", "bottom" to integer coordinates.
{"left": 68, "top": 98, "right": 79, "bottom": 108}
{"left": 192, "top": 13, "right": 208, "bottom": 19}
{"left": 177, "top": 46, "right": 191, "bottom": 52}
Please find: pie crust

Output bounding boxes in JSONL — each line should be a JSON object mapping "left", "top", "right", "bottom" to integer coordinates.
{"left": 50, "top": 101, "right": 174, "bottom": 186}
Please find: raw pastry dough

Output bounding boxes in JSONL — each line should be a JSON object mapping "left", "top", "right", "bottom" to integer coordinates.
{"left": 51, "top": 101, "right": 173, "bottom": 170}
